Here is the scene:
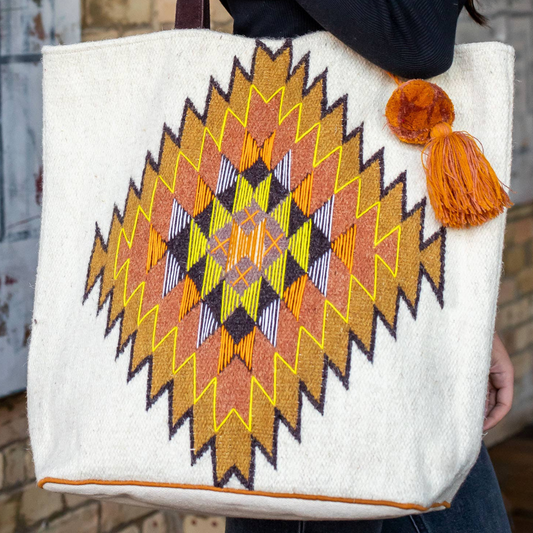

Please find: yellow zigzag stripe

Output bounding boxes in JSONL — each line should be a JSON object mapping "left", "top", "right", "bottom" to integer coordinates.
{"left": 272, "top": 195, "right": 291, "bottom": 236}
{"left": 242, "top": 278, "right": 262, "bottom": 321}
{"left": 187, "top": 221, "right": 208, "bottom": 271}
{"left": 264, "top": 250, "right": 287, "bottom": 297}
{"left": 201, "top": 255, "right": 223, "bottom": 299}
{"left": 288, "top": 220, "right": 312, "bottom": 272}
{"left": 252, "top": 174, "right": 271, "bottom": 212}
{"left": 233, "top": 175, "right": 253, "bottom": 214}
{"left": 209, "top": 199, "right": 232, "bottom": 238}
{"left": 221, "top": 281, "right": 240, "bottom": 323}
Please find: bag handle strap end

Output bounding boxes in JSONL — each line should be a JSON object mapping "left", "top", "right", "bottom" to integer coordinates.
{"left": 175, "top": 0, "right": 210, "bottom": 30}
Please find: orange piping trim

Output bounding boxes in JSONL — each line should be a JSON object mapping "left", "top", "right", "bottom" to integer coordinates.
{"left": 37, "top": 477, "right": 450, "bottom": 511}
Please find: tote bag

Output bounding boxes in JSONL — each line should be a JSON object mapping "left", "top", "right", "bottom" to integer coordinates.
{"left": 28, "top": 0, "right": 515, "bottom": 520}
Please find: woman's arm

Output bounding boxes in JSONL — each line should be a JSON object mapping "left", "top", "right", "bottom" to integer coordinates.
{"left": 293, "top": 0, "right": 464, "bottom": 78}
{"left": 484, "top": 332, "right": 514, "bottom": 431}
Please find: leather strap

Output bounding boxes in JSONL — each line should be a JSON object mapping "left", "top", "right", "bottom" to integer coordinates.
{"left": 175, "top": 0, "right": 210, "bottom": 30}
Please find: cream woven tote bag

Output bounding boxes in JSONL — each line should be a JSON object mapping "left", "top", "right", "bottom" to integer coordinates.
{"left": 28, "top": 0, "right": 514, "bottom": 520}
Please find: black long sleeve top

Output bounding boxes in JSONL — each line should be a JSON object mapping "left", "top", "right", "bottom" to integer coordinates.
{"left": 219, "top": 0, "right": 465, "bottom": 79}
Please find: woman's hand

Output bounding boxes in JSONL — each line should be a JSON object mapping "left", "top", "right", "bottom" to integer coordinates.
{"left": 484, "top": 332, "right": 514, "bottom": 431}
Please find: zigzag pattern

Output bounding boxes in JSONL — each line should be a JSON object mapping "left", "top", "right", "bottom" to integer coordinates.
{"left": 83, "top": 39, "right": 445, "bottom": 490}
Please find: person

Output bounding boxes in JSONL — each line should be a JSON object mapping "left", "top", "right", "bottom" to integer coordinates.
{"left": 219, "top": 1, "right": 515, "bottom": 531}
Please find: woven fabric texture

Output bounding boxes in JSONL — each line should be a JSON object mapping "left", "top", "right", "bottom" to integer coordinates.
{"left": 28, "top": 30, "right": 514, "bottom": 520}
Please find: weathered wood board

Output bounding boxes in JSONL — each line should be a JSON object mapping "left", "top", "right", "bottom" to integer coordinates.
{"left": 0, "top": 0, "right": 80, "bottom": 397}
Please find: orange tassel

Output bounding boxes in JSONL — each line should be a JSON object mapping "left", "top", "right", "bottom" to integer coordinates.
{"left": 385, "top": 78, "right": 512, "bottom": 228}
{"left": 423, "top": 122, "right": 512, "bottom": 228}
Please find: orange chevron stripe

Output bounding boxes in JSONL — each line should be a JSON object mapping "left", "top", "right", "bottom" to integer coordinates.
{"left": 283, "top": 275, "right": 308, "bottom": 320}
{"left": 179, "top": 276, "right": 201, "bottom": 321}
{"left": 236, "top": 327, "right": 256, "bottom": 370}
{"left": 219, "top": 327, "right": 234, "bottom": 373}
{"left": 218, "top": 327, "right": 257, "bottom": 372}
{"left": 239, "top": 131, "right": 261, "bottom": 172}
{"left": 260, "top": 131, "right": 276, "bottom": 170}
{"left": 332, "top": 225, "right": 357, "bottom": 272}
{"left": 193, "top": 176, "right": 214, "bottom": 217}
{"left": 292, "top": 172, "right": 313, "bottom": 217}
{"left": 146, "top": 225, "right": 167, "bottom": 273}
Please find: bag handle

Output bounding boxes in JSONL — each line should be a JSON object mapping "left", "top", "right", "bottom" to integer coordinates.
{"left": 175, "top": 0, "right": 210, "bottom": 30}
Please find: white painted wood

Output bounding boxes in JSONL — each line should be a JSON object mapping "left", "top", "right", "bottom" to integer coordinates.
{"left": 0, "top": 0, "right": 80, "bottom": 398}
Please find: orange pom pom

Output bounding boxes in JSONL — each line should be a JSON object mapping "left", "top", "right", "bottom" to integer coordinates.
{"left": 385, "top": 78, "right": 511, "bottom": 228}
{"left": 385, "top": 79, "right": 455, "bottom": 145}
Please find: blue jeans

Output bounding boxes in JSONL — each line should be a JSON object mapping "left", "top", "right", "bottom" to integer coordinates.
{"left": 225, "top": 444, "right": 511, "bottom": 533}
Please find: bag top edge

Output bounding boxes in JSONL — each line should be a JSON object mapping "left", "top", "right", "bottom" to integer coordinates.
{"left": 41, "top": 28, "right": 288, "bottom": 55}
{"left": 41, "top": 28, "right": 515, "bottom": 59}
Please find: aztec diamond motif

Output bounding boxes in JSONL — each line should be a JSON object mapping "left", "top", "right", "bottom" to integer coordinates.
{"left": 84, "top": 41, "right": 446, "bottom": 490}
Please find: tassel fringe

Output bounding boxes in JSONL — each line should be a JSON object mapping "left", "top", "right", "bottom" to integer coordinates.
{"left": 422, "top": 123, "right": 512, "bottom": 228}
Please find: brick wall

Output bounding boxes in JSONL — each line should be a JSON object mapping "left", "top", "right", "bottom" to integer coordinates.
{"left": 487, "top": 202, "right": 533, "bottom": 446}
{"left": 0, "top": 393, "right": 225, "bottom": 533}
{"left": 81, "top": 0, "right": 232, "bottom": 41}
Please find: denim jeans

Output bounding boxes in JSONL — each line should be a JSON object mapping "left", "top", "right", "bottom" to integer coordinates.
{"left": 225, "top": 444, "right": 511, "bottom": 533}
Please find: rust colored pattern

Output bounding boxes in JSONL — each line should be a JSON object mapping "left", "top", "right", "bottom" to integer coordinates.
{"left": 84, "top": 41, "right": 446, "bottom": 490}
